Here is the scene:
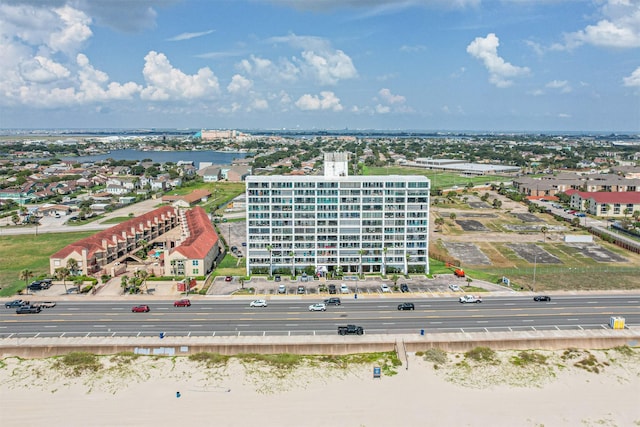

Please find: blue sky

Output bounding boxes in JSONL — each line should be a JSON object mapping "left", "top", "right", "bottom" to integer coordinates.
{"left": 1, "top": 0, "right": 639, "bottom": 132}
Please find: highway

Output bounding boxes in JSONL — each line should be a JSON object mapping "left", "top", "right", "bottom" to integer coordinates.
{"left": 2, "top": 295, "right": 638, "bottom": 338}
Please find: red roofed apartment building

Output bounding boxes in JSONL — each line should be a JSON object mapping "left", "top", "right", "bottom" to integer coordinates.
{"left": 566, "top": 190, "right": 640, "bottom": 217}
{"left": 163, "top": 206, "right": 220, "bottom": 277}
{"left": 49, "top": 206, "right": 221, "bottom": 278}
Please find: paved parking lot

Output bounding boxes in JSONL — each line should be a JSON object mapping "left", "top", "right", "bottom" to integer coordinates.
{"left": 208, "top": 274, "right": 507, "bottom": 297}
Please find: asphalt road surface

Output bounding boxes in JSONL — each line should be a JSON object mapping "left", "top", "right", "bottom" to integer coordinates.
{"left": 2, "top": 295, "right": 638, "bottom": 338}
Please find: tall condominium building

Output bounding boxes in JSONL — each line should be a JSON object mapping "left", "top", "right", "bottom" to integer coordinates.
{"left": 245, "top": 152, "right": 430, "bottom": 277}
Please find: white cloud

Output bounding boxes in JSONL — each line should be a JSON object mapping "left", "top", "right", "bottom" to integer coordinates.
{"left": 250, "top": 98, "right": 269, "bottom": 110}
{"left": 266, "top": 34, "right": 358, "bottom": 85}
{"left": 466, "top": 33, "right": 530, "bottom": 88}
{"left": 400, "top": 44, "right": 426, "bottom": 53}
{"left": 167, "top": 29, "right": 214, "bottom": 41}
{"left": 375, "top": 104, "right": 390, "bottom": 114}
{"left": 378, "top": 88, "right": 405, "bottom": 104}
{"left": 20, "top": 56, "right": 70, "bottom": 83}
{"left": 140, "top": 51, "right": 220, "bottom": 101}
{"left": 238, "top": 55, "right": 299, "bottom": 83}
{"left": 623, "top": 66, "right": 640, "bottom": 87}
{"left": 552, "top": 0, "right": 640, "bottom": 50}
{"left": 267, "top": 0, "right": 480, "bottom": 12}
{"left": 227, "top": 74, "right": 253, "bottom": 94}
{"left": 546, "top": 80, "right": 572, "bottom": 93}
{"left": 295, "top": 91, "right": 343, "bottom": 111}
{"left": 49, "top": 5, "right": 93, "bottom": 55}
{"left": 76, "top": 53, "right": 141, "bottom": 102}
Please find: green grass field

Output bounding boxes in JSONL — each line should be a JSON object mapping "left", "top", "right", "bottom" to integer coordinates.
{"left": 0, "top": 231, "right": 94, "bottom": 296}
{"left": 362, "top": 166, "right": 509, "bottom": 190}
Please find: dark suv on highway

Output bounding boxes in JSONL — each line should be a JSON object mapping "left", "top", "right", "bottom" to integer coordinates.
{"left": 324, "top": 297, "right": 341, "bottom": 305}
{"left": 397, "top": 302, "right": 415, "bottom": 311}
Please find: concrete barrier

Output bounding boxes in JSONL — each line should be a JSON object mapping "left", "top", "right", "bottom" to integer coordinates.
{"left": 1, "top": 329, "right": 638, "bottom": 359}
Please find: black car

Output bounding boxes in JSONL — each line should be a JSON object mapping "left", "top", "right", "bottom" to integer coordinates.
{"left": 533, "top": 295, "right": 551, "bottom": 302}
{"left": 324, "top": 297, "right": 341, "bottom": 305}
{"left": 397, "top": 302, "right": 415, "bottom": 310}
{"left": 274, "top": 275, "right": 281, "bottom": 282}
{"left": 328, "top": 284, "right": 337, "bottom": 294}
{"left": 400, "top": 284, "right": 409, "bottom": 293}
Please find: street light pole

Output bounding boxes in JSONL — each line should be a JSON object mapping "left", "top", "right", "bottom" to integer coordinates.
{"left": 532, "top": 252, "right": 537, "bottom": 290}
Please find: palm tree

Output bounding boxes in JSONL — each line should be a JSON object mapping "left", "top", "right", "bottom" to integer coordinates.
{"left": 540, "top": 226, "right": 548, "bottom": 242}
{"left": 266, "top": 244, "right": 273, "bottom": 277}
{"left": 135, "top": 270, "right": 149, "bottom": 293}
{"left": 382, "top": 246, "right": 388, "bottom": 276}
{"left": 404, "top": 253, "right": 411, "bottom": 275}
{"left": 358, "top": 249, "right": 367, "bottom": 277}
{"left": 19, "top": 269, "right": 34, "bottom": 293}
{"left": 121, "top": 276, "right": 129, "bottom": 294}
{"left": 289, "top": 251, "right": 295, "bottom": 277}
{"left": 66, "top": 258, "right": 79, "bottom": 276}
{"left": 434, "top": 217, "right": 445, "bottom": 232}
{"left": 449, "top": 212, "right": 456, "bottom": 222}
{"left": 138, "top": 239, "right": 149, "bottom": 259}
{"left": 55, "top": 267, "right": 70, "bottom": 293}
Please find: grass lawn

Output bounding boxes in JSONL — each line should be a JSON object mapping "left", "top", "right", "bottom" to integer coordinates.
{"left": 101, "top": 216, "right": 132, "bottom": 224}
{"left": 0, "top": 231, "right": 95, "bottom": 296}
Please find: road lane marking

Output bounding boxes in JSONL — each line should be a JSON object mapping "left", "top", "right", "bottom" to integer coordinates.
{"left": 93, "top": 325, "right": 106, "bottom": 327}
{"left": 111, "top": 308, "right": 124, "bottom": 310}
{"left": 189, "top": 325, "right": 203, "bottom": 327}
{"left": 44, "top": 325, "right": 57, "bottom": 328}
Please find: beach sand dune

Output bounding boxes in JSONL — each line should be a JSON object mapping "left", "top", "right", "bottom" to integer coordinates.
{"left": 1, "top": 348, "right": 639, "bottom": 427}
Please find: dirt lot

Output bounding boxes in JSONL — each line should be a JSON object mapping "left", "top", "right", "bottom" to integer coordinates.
{"left": 432, "top": 191, "right": 640, "bottom": 290}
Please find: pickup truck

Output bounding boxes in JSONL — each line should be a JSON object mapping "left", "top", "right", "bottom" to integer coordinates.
{"left": 16, "top": 305, "right": 42, "bottom": 314}
{"left": 459, "top": 295, "right": 482, "bottom": 303}
{"left": 337, "top": 324, "right": 364, "bottom": 335}
{"left": 5, "top": 299, "right": 28, "bottom": 308}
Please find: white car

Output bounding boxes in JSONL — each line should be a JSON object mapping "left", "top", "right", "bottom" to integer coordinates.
{"left": 381, "top": 284, "right": 391, "bottom": 293}
{"left": 449, "top": 284, "right": 461, "bottom": 292}
{"left": 308, "top": 303, "right": 327, "bottom": 312}
{"left": 250, "top": 299, "right": 268, "bottom": 307}
{"left": 340, "top": 284, "right": 349, "bottom": 294}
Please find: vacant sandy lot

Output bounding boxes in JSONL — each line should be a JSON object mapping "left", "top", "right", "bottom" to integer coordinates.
{"left": 1, "top": 347, "right": 638, "bottom": 427}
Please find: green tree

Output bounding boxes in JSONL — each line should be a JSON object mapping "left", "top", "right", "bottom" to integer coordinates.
{"left": 435, "top": 217, "right": 445, "bottom": 232}
{"left": 266, "top": 244, "right": 273, "bottom": 277}
{"left": 358, "top": 249, "right": 367, "bottom": 277}
{"left": 19, "top": 269, "right": 34, "bottom": 293}
{"left": 55, "top": 267, "right": 70, "bottom": 293}
{"left": 382, "top": 246, "right": 388, "bottom": 276}
{"left": 67, "top": 258, "right": 79, "bottom": 276}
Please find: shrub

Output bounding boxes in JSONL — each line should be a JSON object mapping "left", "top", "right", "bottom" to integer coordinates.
{"left": 188, "top": 352, "right": 230, "bottom": 368}
{"left": 464, "top": 346, "right": 497, "bottom": 364}
{"left": 510, "top": 351, "right": 548, "bottom": 366}
{"left": 54, "top": 352, "right": 102, "bottom": 376}
{"left": 422, "top": 348, "right": 448, "bottom": 365}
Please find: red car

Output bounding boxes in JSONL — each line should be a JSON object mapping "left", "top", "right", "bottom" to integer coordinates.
{"left": 174, "top": 299, "right": 191, "bottom": 307}
{"left": 225, "top": 276, "right": 233, "bottom": 282}
{"left": 131, "top": 305, "right": 150, "bottom": 313}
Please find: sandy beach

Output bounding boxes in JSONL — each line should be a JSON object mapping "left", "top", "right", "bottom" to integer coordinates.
{"left": 1, "top": 347, "right": 639, "bottom": 427}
